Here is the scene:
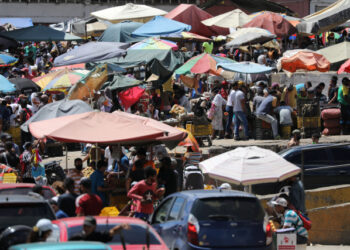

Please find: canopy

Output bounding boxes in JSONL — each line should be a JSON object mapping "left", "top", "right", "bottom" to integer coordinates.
{"left": 131, "top": 16, "right": 191, "bottom": 37}
{"left": 249, "top": 11, "right": 300, "bottom": 26}
{"left": 297, "top": 0, "right": 350, "bottom": 34}
{"left": 199, "top": 146, "right": 301, "bottom": 185}
{"left": 118, "top": 86, "right": 145, "bottom": 110}
{"left": 0, "top": 18, "right": 33, "bottom": 29}
{"left": 21, "top": 99, "right": 93, "bottom": 133}
{"left": 128, "top": 37, "right": 178, "bottom": 50}
{"left": 0, "top": 36, "right": 17, "bottom": 50}
{"left": 98, "top": 21, "right": 145, "bottom": 43}
{"left": 0, "top": 25, "right": 82, "bottom": 42}
{"left": 175, "top": 53, "right": 234, "bottom": 76}
{"left": 217, "top": 62, "right": 273, "bottom": 74}
{"left": 317, "top": 41, "right": 350, "bottom": 64}
{"left": 53, "top": 42, "right": 128, "bottom": 66}
{"left": 91, "top": 3, "right": 167, "bottom": 24}
{"left": 338, "top": 58, "right": 350, "bottom": 74}
{"left": 281, "top": 51, "right": 330, "bottom": 73}
{"left": 0, "top": 75, "right": 16, "bottom": 93}
{"left": 225, "top": 28, "right": 276, "bottom": 48}
{"left": 0, "top": 53, "right": 18, "bottom": 67}
{"left": 161, "top": 32, "right": 210, "bottom": 41}
{"left": 243, "top": 12, "right": 296, "bottom": 37}
{"left": 165, "top": 4, "right": 229, "bottom": 37}
{"left": 102, "top": 74, "right": 142, "bottom": 91}
{"left": 70, "top": 17, "right": 107, "bottom": 37}
{"left": 9, "top": 78, "right": 40, "bottom": 93}
{"left": 202, "top": 9, "right": 252, "bottom": 28}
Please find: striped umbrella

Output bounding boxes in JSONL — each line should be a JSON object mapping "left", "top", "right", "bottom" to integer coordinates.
{"left": 0, "top": 53, "right": 18, "bottom": 67}
{"left": 128, "top": 37, "right": 178, "bottom": 50}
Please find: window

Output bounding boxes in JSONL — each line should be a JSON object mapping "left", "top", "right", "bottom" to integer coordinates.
{"left": 168, "top": 197, "right": 185, "bottom": 221}
{"left": 285, "top": 151, "right": 301, "bottom": 165}
{"left": 304, "top": 149, "right": 329, "bottom": 165}
{"left": 153, "top": 198, "right": 173, "bottom": 224}
{"left": 329, "top": 146, "right": 350, "bottom": 165}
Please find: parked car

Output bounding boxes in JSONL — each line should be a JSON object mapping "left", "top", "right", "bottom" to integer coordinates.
{"left": 9, "top": 241, "right": 112, "bottom": 250}
{"left": 52, "top": 216, "right": 168, "bottom": 250}
{"left": 150, "top": 190, "right": 272, "bottom": 250}
{"left": 0, "top": 194, "right": 56, "bottom": 233}
{"left": 0, "top": 183, "right": 56, "bottom": 199}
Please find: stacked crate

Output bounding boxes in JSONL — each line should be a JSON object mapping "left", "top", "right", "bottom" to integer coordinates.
{"left": 255, "top": 118, "right": 273, "bottom": 140}
{"left": 297, "top": 99, "right": 321, "bottom": 138}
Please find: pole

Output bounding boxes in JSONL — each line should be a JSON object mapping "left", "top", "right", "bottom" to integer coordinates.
{"left": 65, "top": 144, "right": 68, "bottom": 172}
{"left": 95, "top": 143, "right": 98, "bottom": 163}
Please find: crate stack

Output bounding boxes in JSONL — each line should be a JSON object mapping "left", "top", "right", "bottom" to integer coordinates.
{"left": 297, "top": 99, "right": 321, "bottom": 138}
{"left": 255, "top": 118, "right": 273, "bottom": 140}
{"left": 321, "top": 109, "right": 341, "bottom": 135}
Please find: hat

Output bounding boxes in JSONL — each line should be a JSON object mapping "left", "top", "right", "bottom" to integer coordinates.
{"left": 219, "top": 183, "right": 232, "bottom": 190}
{"left": 84, "top": 216, "right": 96, "bottom": 227}
{"left": 36, "top": 219, "right": 54, "bottom": 232}
{"left": 271, "top": 197, "right": 288, "bottom": 207}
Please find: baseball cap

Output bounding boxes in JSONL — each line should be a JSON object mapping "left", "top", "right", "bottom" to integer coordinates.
{"left": 84, "top": 216, "right": 96, "bottom": 227}
{"left": 271, "top": 197, "right": 288, "bottom": 207}
{"left": 36, "top": 219, "right": 54, "bottom": 232}
{"left": 219, "top": 183, "right": 232, "bottom": 190}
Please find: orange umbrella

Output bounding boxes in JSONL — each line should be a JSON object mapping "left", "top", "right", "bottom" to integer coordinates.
{"left": 281, "top": 51, "right": 330, "bottom": 73}
{"left": 177, "top": 127, "right": 200, "bottom": 152}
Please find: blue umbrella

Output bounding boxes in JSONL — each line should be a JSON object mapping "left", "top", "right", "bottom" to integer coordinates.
{"left": 217, "top": 62, "right": 273, "bottom": 74}
{"left": 0, "top": 53, "right": 18, "bottom": 66}
{"left": 0, "top": 75, "right": 16, "bottom": 93}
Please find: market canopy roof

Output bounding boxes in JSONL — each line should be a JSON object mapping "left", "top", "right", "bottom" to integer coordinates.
{"left": 0, "top": 18, "right": 33, "bottom": 29}
{"left": 131, "top": 16, "right": 191, "bottom": 37}
{"left": 165, "top": 4, "right": 229, "bottom": 37}
{"left": 98, "top": 21, "right": 145, "bottom": 43}
{"left": 128, "top": 37, "right": 178, "bottom": 50}
{"left": 297, "top": 0, "right": 350, "bottom": 34}
{"left": 0, "top": 25, "right": 82, "bottom": 42}
{"left": 201, "top": 9, "right": 252, "bottom": 28}
{"left": 71, "top": 17, "right": 107, "bottom": 37}
{"left": 91, "top": 3, "right": 167, "bottom": 24}
{"left": 225, "top": 27, "right": 276, "bottom": 48}
{"left": 317, "top": 41, "right": 350, "bottom": 64}
{"left": 217, "top": 62, "right": 273, "bottom": 74}
{"left": 281, "top": 51, "right": 331, "bottom": 73}
{"left": 102, "top": 74, "right": 142, "bottom": 91}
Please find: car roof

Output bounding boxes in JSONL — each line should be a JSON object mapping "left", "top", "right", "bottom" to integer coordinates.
{"left": 9, "top": 241, "right": 111, "bottom": 250}
{"left": 172, "top": 189, "right": 257, "bottom": 199}
{"left": 279, "top": 143, "right": 350, "bottom": 154}
{"left": 0, "top": 183, "right": 51, "bottom": 189}
{"left": 0, "top": 194, "right": 46, "bottom": 203}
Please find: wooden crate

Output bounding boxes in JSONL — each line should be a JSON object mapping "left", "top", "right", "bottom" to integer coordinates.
{"left": 186, "top": 124, "right": 212, "bottom": 136}
{"left": 297, "top": 116, "right": 321, "bottom": 128}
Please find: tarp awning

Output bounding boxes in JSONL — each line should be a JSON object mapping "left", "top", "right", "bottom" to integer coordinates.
{"left": 317, "top": 41, "right": 350, "bottom": 64}
{"left": 0, "top": 18, "right": 33, "bottom": 29}
{"left": 98, "top": 21, "right": 145, "bottom": 43}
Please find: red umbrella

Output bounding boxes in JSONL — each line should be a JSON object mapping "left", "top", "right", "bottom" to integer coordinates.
{"left": 338, "top": 58, "right": 350, "bottom": 74}
{"left": 243, "top": 12, "right": 296, "bottom": 38}
{"left": 281, "top": 51, "right": 330, "bottom": 73}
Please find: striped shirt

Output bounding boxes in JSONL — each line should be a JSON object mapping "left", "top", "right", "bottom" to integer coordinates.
{"left": 184, "top": 152, "right": 202, "bottom": 166}
{"left": 67, "top": 169, "right": 84, "bottom": 194}
{"left": 283, "top": 210, "right": 308, "bottom": 238}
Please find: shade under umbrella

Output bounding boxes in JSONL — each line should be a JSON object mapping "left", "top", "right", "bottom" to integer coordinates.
{"left": 225, "top": 27, "right": 276, "bottom": 48}
{"left": 202, "top": 9, "right": 252, "bottom": 28}
{"left": 199, "top": 146, "right": 301, "bottom": 186}
{"left": 9, "top": 77, "right": 40, "bottom": 93}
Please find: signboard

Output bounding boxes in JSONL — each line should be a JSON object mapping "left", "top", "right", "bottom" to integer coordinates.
{"left": 277, "top": 233, "right": 296, "bottom": 250}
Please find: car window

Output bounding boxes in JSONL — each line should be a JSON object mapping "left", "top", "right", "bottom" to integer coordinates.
{"left": 329, "top": 147, "right": 350, "bottom": 165}
{"left": 0, "top": 187, "right": 54, "bottom": 200}
{"left": 285, "top": 151, "right": 301, "bottom": 165}
{"left": 304, "top": 149, "right": 329, "bottom": 165}
{"left": 153, "top": 198, "right": 173, "bottom": 224}
{"left": 168, "top": 197, "right": 185, "bottom": 221}
{"left": 191, "top": 197, "right": 265, "bottom": 222}
{"left": 68, "top": 224, "right": 161, "bottom": 245}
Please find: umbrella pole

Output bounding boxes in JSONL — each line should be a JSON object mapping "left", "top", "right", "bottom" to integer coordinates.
{"left": 95, "top": 143, "right": 98, "bottom": 163}
{"left": 65, "top": 144, "right": 68, "bottom": 172}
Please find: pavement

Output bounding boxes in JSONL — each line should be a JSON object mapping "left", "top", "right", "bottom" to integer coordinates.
{"left": 308, "top": 246, "right": 350, "bottom": 249}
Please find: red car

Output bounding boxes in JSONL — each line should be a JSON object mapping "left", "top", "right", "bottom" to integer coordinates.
{"left": 52, "top": 216, "right": 168, "bottom": 250}
{"left": 0, "top": 183, "right": 56, "bottom": 199}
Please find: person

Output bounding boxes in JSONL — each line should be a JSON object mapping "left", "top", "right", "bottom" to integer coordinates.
{"left": 146, "top": 102, "right": 159, "bottom": 120}
{"left": 32, "top": 184, "right": 44, "bottom": 197}
{"left": 49, "top": 198, "right": 68, "bottom": 219}
{"left": 225, "top": 82, "right": 236, "bottom": 138}
{"left": 67, "top": 158, "right": 84, "bottom": 194}
{"left": 256, "top": 90, "right": 280, "bottom": 139}
{"left": 219, "top": 183, "right": 232, "bottom": 190}
{"left": 20, "top": 142, "right": 34, "bottom": 183}
{"left": 220, "top": 81, "right": 229, "bottom": 100}
{"left": 272, "top": 197, "right": 308, "bottom": 249}
{"left": 27, "top": 219, "right": 54, "bottom": 243}
{"left": 274, "top": 101, "right": 294, "bottom": 126}
{"left": 31, "top": 160, "right": 46, "bottom": 185}
{"left": 126, "top": 159, "right": 145, "bottom": 191}
{"left": 58, "top": 177, "right": 78, "bottom": 217}
{"left": 288, "top": 129, "right": 301, "bottom": 148}
{"left": 127, "top": 167, "right": 165, "bottom": 221}
{"left": 311, "top": 133, "right": 320, "bottom": 144}
{"left": 183, "top": 146, "right": 201, "bottom": 166}
{"left": 315, "top": 83, "right": 327, "bottom": 104}
{"left": 338, "top": 77, "right": 350, "bottom": 133}
{"left": 281, "top": 84, "right": 297, "bottom": 109}
{"left": 287, "top": 176, "right": 306, "bottom": 214}
{"left": 233, "top": 82, "right": 249, "bottom": 140}
{"left": 0, "top": 141, "right": 20, "bottom": 171}
{"left": 19, "top": 99, "right": 32, "bottom": 148}
{"left": 70, "top": 216, "right": 130, "bottom": 242}
{"left": 90, "top": 160, "right": 113, "bottom": 207}
{"left": 328, "top": 76, "right": 338, "bottom": 104}
{"left": 157, "top": 157, "right": 178, "bottom": 197}
{"left": 252, "top": 88, "right": 265, "bottom": 113}
{"left": 75, "top": 178, "right": 103, "bottom": 216}
{"left": 210, "top": 87, "right": 226, "bottom": 139}
{"left": 202, "top": 41, "right": 213, "bottom": 54}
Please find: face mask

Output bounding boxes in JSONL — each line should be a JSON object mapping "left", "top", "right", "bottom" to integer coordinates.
{"left": 76, "top": 165, "right": 83, "bottom": 171}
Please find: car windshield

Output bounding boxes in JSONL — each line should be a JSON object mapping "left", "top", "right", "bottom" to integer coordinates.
{"left": 68, "top": 223, "right": 161, "bottom": 245}
{"left": 191, "top": 197, "right": 265, "bottom": 222}
{"left": 0, "top": 187, "right": 54, "bottom": 200}
{"left": 0, "top": 203, "right": 55, "bottom": 231}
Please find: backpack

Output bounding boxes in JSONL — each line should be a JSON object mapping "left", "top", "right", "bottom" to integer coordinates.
{"left": 295, "top": 210, "right": 312, "bottom": 231}
{"left": 183, "top": 165, "right": 204, "bottom": 190}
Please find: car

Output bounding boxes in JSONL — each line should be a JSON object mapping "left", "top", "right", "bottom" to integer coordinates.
{"left": 0, "top": 194, "right": 56, "bottom": 233}
{"left": 150, "top": 190, "right": 272, "bottom": 250}
{"left": 52, "top": 216, "right": 169, "bottom": 250}
{"left": 0, "top": 183, "right": 56, "bottom": 200}
{"left": 9, "top": 241, "right": 112, "bottom": 250}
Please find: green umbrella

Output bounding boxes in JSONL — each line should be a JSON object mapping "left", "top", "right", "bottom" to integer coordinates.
{"left": 102, "top": 74, "right": 142, "bottom": 90}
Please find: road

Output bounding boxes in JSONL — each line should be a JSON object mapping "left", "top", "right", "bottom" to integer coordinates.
{"left": 308, "top": 246, "right": 350, "bottom": 249}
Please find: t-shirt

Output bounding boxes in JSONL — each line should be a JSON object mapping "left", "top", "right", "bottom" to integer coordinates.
{"left": 257, "top": 95, "right": 273, "bottom": 115}
{"left": 274, "top": 105, "right": 293, "bottom": 125}
{"left": 233, "top": 90, "right": 244, "bottom": 112}
{"left": 90, "top": 170, "right": 107, "bottom": 206}
{"left": 281, "top": 87, "right": 297, "bottom": 109}
{"left": 58, "top": 193, "right": 78, "bottom": 217}
{"left": 127, "top": 180, "right": 158, "bottom": 215}
{"left": 212, "top": 93, "right": 226, "bottom": 108}
{"left": 67, "top": 169, "right": 84, "bottom": 194}
{"left": 227, "top": 90, "right": 236, "bottom": 107}
{"left": 283, "top": 210, "right": 308, "bottom": 238}
{"left": 75, "top": 193, "right": 103, "bottom": 216}
{"left": 56, "top": 209, "right": 68, "bottom": 219}
{"left": 338, "top": 85, "right": 349, "bottom": 105}
{"left": 328, "top": 87, "right": 338, "bottom": 103}
{"left": 253, "top": 96, "right": 265, "bottom": 111}
{"left": 295, "top": 83, "right": 305, "bottom": 94}
{"left": 31, "top": 164, "right": 45, "bottom": 179}
{"left": 70, "top": 231, "right": 112, "bottom": 243}
{"left": 202, "top": 42, "right": 213, "bottom": 54}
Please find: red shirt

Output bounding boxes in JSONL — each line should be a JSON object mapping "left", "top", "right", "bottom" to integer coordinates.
{"left": 75, "top": 193, "right": 103, "bottom": 216}
{"left": 127, "top": 180, "right": 157, "bottom": 215}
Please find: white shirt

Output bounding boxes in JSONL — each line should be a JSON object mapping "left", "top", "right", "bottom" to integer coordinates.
{"left": 105, "top": 146, "right": 120, "bottom": 171}
{"left": 179, "top": 95, "right": 191, "bottom": 112}
{"left": 227, "top": 90, "right": 236, "bottom": 107}
{"left": 212, "top": 93, "right": 226, "bottom": 107}
{"left": 233, "top": 90, "right": 244, "bottom": 112}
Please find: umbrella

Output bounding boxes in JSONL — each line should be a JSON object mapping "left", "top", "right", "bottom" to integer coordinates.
{"left": 217, "top": 61, "right": 273, "bottom": 74}
{"left": 175, "top": 53, "right": 235, "bottom": 76}
{"left": 177, "top": 127, "right": 200, "bottom": 152}
{"left": 0, "top": 36, "right": 18, "bottom": 50}
{"left": 161, "top": 31, "right": 210, "bottom": 41}
{"left": 51, "top": 63, "right": 86, "bottom": 71}
{"left": 33, "top": 69, "right": 90, "bottom": 90}
{"left": 0, "top": 53, "right": 18, "bottom": 67}
{"left": 338, "top": 58, "right": 350, "bottom": 74}
{"left": 281, "top": 51, "right": 331, "bottom": 73}
{"left": 199, "top": 146, "right": 301, "bottom": 186}
{"left": 91, "top": 3, "right": 168, "bottom": 24}
{"left": 243, "top": 12, "right": 297, "bottom": 37}
{"left": 225, "top": 27, "right": 276, "bottom": 48}
{"left": 98, "top": 21, "right": 145, "bottom": 43}
{"left": 20, "top": 99, "right": 93, "bottom": 133}
{"left": 249, "top": 11, "right": 300, "bottom": 26}
{"left": 128, "top": 37, "right": 178, "bottom": 50}
{"left": 53, "top": 41, "right": 128, "bottom": 66}
{"left": 0, "top": 75, "right": 16, "bottom": 93}
{"left": 202, "top": 9, "right": 252, "bottom": 28}
{"left": 9, "top": 78, "right": 40, "bottom": 93}
{"left": 102, "top": 74, "right": 142, "bottom": 91}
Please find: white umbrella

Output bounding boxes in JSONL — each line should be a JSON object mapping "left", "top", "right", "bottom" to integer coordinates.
{"left": 201, "top": 9, "right": 252, "bottom": 28}
{"left": 91, "top": 3, "right": 168, "bottom": 24}
{"left": 199, "top": 146, "right": 301, "bottom": 186}
{"left": 225, "top": 27, "right": 276, "bottom": 48}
